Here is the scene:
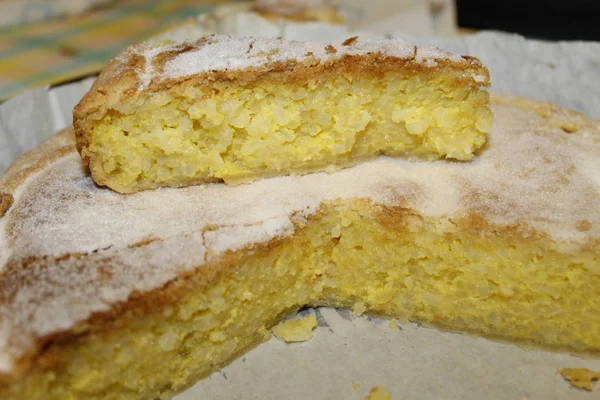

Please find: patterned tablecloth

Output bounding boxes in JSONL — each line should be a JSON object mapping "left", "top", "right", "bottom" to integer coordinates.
{"left": 0, "top": 0, "right": 216, "bottom": 100}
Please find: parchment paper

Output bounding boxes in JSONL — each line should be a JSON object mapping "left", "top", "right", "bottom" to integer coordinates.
{"left": 1, "top": 12, "right": 599, "bottom": 400}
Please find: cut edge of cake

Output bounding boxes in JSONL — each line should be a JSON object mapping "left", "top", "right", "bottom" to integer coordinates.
{"left": 73, "top": 34, "right": 492, "bottom": 193}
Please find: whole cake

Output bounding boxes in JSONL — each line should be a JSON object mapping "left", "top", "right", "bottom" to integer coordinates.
{"left": 0, "top": 95, "right": 598, "bottom": 399}
{"left": 73, "top": 35, "right": 491, "bottom": 193}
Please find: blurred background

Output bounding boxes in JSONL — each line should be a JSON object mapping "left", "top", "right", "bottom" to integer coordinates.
{"left": 457, "top": 0, "right": 600, "bottom": 41}
{"left": 1, "top": 0, "right": 598, "bottom": 100}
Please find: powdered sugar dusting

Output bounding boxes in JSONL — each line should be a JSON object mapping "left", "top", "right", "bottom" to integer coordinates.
{"left": 0, "top": 100, "right": 599, "bottom": 372}
{"left": 133, "top": 34, "right": 467, "bottom": 86}
{"left": 136, "top": 45, "right": 177, "bottom": 90}
{"left": 416, "top": 45, "right": 462, "bottom": 63}
{"left": 204, "top": 216, "right": 294, "bottom": 259}
{"left": 114, "top": 34, "right": 485, "bottom": 93}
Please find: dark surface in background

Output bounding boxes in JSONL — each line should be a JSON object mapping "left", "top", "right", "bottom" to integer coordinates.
{"left": 457, "top": 0, "right": 600, "bottom": 41}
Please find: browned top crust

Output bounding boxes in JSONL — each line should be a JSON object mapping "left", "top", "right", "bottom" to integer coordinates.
{"left": 72, "top": 34, "right": 490, "bottom": 168}
{"left": 0, "top": 195, "right": 12, "bottom": 219}
{"left": 0, "top": 128, "right": 75, "bottom": 198}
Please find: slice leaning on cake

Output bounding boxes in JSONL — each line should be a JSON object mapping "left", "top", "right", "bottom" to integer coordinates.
{"left": 73, "top": 34, "right": 492, "bottom": 193}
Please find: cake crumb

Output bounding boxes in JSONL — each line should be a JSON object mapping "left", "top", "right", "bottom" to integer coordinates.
{"left": 272, "top": 314, "right": 317, "bottom": 343}
{"left": 352, "top": 302, "right": 367, "bottom": 316}
{"left": 388, "top": 319, "right": 399, "bottom": 330}
{"left": 558, "top": 368, "right": 600, "bottom": 391}
{"left": 325, "top": 44, "right": 337, "bottom": 54}
{"left": 364, "top": 386, "right": 391, "bottom": 400}
{"left": 353, "top": 383, "right": 361, "bottom": 391}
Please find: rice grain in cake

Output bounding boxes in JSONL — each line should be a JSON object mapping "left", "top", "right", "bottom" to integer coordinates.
{"left": 0, "top": 95, "right": 599, "bottom": 399}
{"left": 74, "top": 34, "right": 492, "bottom": 193}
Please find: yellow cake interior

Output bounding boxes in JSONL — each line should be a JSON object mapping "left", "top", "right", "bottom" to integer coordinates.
{"left": 5, "top": 200, "right": 598, "bottom": 400}
{"left": 88, "top": 73, "right": 491, "bottom": 192}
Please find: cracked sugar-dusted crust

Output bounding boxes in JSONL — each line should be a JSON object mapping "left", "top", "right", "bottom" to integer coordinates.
{"left": 1, "top": 96, "right": 599, "bottom": 378}
{"left": 72, "top": 34, "right": 490, "bottom": 168}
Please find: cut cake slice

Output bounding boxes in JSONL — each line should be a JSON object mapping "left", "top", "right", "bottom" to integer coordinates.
{"left": 73, "top": 35, "right": 491, "bottom": 193}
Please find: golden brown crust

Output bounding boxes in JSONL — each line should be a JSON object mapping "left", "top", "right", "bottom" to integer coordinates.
{"left": 342, "top": 36, "right": 358, "bottom": 46}
{"left": 72, "top": 36, "right": 490, "bottom": 172}
{"left": 0, "top": 194, "right": 12, "bottom": 218}
{"left": 0, "top": 128, "right": 76, "bottom": 196}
